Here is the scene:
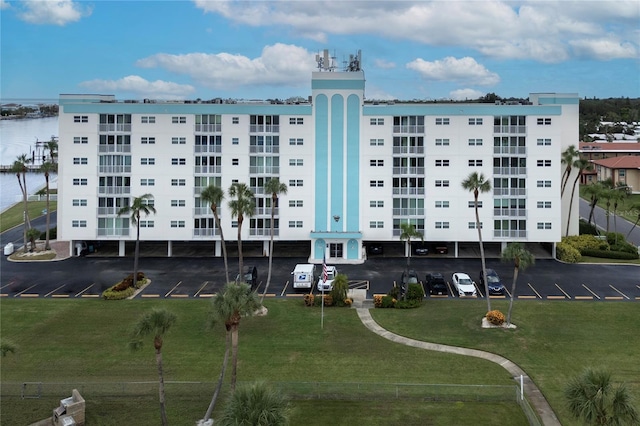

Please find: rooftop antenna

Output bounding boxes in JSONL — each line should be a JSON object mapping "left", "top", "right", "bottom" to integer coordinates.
{"left": 315, "top": 49, "right": 336, "bottom": 72}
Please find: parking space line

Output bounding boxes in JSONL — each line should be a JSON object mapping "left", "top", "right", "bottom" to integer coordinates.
{"left": 199, "top": 294, "right": 214, "bottom": 298}
{"left": 280, "top": 281, "right": 289, "bottom": 297}
{"left": 45, "top": 284, "right": 66, "bottom": 298}
{"left": 288, "top": 294, "right": 304, "bottom": 298}
{"left": 20, "top": 294, "right": 40, "bottom": 298}
{"left": 75, "top": 284, "right": 95, "bottom": 298}
{"left": 609, "top": 285, "right": 629, "bottom": 300}
{"left": 14, "top": 284, "right": 38, "bottom": 297}
{"left": 555, "top": 284, "right": 571, "bottom": 299}
{"left": 581, "top": 284, "right": 600, "bottom": 300}
{"left": 504, "top": 288, "right": 512, "bottom": 298}
{"left": 527, "top": 283, "right": 542, "bottom": 299}
{"left": 605, "top": 296, "right": 624, "bottom": 300}
{"left": 0, "top": 294, "right": 8, "bottom": 297}
{"left": 547, "top": 295, "right": 567, "bottom": 300}
{"left": 141, "top": 294, "right": 160, "bottom": 298}
{"left": 164, "top": 281, "right": 182, "bottom": 298}
{"left": 170, "top": 294, "right": 189, "bottom": 298}
{"left": 489, "top": 295, "right": 506, "bottom": 299}
{"left": 517, "top": 295, "right": 537, "bottom": 299}
{"left": 194, "top": 281, "right": 209, "bottom": 298}
{"left": 474, "top": 282, "right": 484, "bottom": 298}
{"left": 0, "top": 282, "right": 14, "bottom": 290}
{"left": 81, "top": 294, "right": 100, "bottom": 298}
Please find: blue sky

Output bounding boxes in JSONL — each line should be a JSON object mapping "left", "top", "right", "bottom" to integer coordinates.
{"left": 1, "top": 0, "right": 639, "bottom": 102}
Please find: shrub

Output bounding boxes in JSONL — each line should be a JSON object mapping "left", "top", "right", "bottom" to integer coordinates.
{"left": 373, "top": 295, "right": 384, "bottom": 308}
{"left": 303, "top": 294, "right": 314, "bottom": 307}
{"left": 563, "top": 235, "right": 609, "bottom": 253}
{"left": 557, "top": 241, "right": 582, "bottom": 263}
{"left": 581, "top": 249, "right": 639, "bottom": 260}
{"left": 387, "top": 285, "right": 400, "bottom": 300}
{"left": 39, "top": 227, "right": 57, "bottom": 240}
{"left": 579, "top": 220, "right": 598, "bottom": 235}
{"left": 604, "top": 232, "right": 626, "bottom": 246}
{"left": 395, "top": 299, "right": 422, "bottom": 309}
{"left": 609, "top": 241, "right": 639, "bottom": 255}
{"left": 330, "top": 274, "right": 349, "bottom": 307}
{"left": 406, "top": 283, "right": 424, "bottom": 301}
{"left": 486, "top": 310, "right": 506, "bottom": 325}
{"left": 344, "top": 298, "right": 353, "bottom": 307}
{"left": 322, "top": 294, "right": 333, "bottom": 307}
{"left": 380, "top": 295, "right": 396, "bottom": 308}
{"left": 102, "top": 285, "right": 135, "bottom": 300}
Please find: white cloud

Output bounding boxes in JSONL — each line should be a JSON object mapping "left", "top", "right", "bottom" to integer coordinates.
{"left": 373, "top": 59, "right": 396, "bottom": 70}
{"left": 0, "top": 1, "right": 10, "bottom": 10}
{"left": 17, "top": 0, "right": 91, "bottom": 25}
{"left": 136, "top": 43, "right": 316, "bottom": 90}
{"left": 406, "top": 57, "right": 500, "bottom": 86}
{"left": 79, "top": 76, "right": 195, "bottom": 100}
{"left": 570, "top": 38, "right": 638, "bottom": 60}
{"left": 449, "top": 88, "right": 484, "bottom": 101}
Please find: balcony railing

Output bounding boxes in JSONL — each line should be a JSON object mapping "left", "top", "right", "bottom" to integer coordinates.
{"left": 493, "top": 167, "right": 527, "bottom": 175}
{"left": 98, "top": 165, "right": 131, "bottom": 174}
{"left": 392, "top": 208, "right": 425, "bottom": 216}
{"left": 194, "top": 165, "right": 221, "bottom": 174}
{"left": 194, "top": 124, "right": 222, "bottom": 133}
{"left": 254, "top": 207, "right": 278, "bottom": 216}
{"left": 193, "top": 228, "right": 219, "bottom": 237}
{"left": 493, "top": 125, "right": 526, "bottom": 134}
{"left": 97, "top": 207, "right": 120, "bottom": 216}
{"left": 250, "top": 186, "right": 265, "bottom": 195}
{"left": 392, "top": 125, "right": 424, "bottom": 134}
{"left": 249, "top": 166, "right": 279, "bottom": 174}
{"left": 392, "top": 167, "right": 424, "bottom": 175}
{"left": 99, "top": 124, "right": 131, "bottom": 132}
{"left": 249, "top": 146, "right": 280, "bottom": 154}
{"left": 193, "top": 207, "right": 212, "bottom": 216}
{"left": 392, "top": 146, "right": 424, "bottom": 155}
{"left": 249, "top": 125, "right": 279, "bottom": 133}
{"left": 249, "top": 229, "right": 279, "bottom": 236}
{"left": 98, "top": 186, "right": 131, "bottom": 195}
{"left": 194, "top": 145, "right": 222, "bottom": 153}
{"left": 493, "top": 208, "right": 527, "bottom": 217}
{"left": 97, "top": 228, "right": 130, "bottom": 237}
{"left": 494, "top": 230, "right": 527, "bottom": 238}
{"left": 493, "top": 188, "right": 526, "bottom": 196}
{"left": 392, "top": 187, "right": 425, "bottom": 195}
{"left": 493, "top": 146, "right": 526, "bottom": 155}
{"left": 99, "top": 145, "right": 131, "bottom": 153}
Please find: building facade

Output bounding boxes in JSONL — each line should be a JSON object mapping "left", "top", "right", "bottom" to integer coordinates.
{"left": 58, "top": 59, "right": 579, "bottom": 262}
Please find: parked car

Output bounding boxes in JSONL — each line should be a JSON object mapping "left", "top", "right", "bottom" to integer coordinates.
{"left": 399, "top": 269, "right": 420, "bottom": 295}
{"left": 317, "top": 265, "right": 338, "bottom": 292}
{"left": 368, "top": 243, "right": 383, "bottom": 255}
{"left": 479, "top": 268, "right": 506, "bottom": 295}
{"left": 451, "top": 272, "right": 477, "bottom": 297}
{"left": 413, "top": 243, "right": 429, "bottom": 256}
{"left": 425, "top": 273, "right": 447, "bottom": 295}
{"left": 237, "top": 265, "right": 258, "bottom": 291}
{"left": 432, "top": 243, "right": 448, "bottom": 254}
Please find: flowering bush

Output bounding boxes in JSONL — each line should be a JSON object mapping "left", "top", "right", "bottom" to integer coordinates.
{"left": 344, "top": 298, "right": 353, "bottom": 307}
{"left": 323, "top": 294, "right": 333, "bottom": 306}
{"left": 373, "top": 295, "right": 384, "bottom": 308}
{"left": 304, "top": 293, "right": 315, "bottom": 307}
{"left": 486, "top": 310, "right": 506, "bottom": 325}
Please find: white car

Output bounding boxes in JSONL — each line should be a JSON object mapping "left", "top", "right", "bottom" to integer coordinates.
{"left": 317, "top": 266, "right": 338, "bottom": 292}
{"left": 451, "top": 273, "right": 477, "bottom": 297}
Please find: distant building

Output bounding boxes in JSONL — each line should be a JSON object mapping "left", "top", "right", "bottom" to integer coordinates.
{"left": 590, "top": 156, "right": 640, "bottom": 193}
{"left": 579, "top": 141, "right": 640, "bottom": 184}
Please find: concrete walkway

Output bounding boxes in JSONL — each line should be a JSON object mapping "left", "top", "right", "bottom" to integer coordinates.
{"left": 355, "top": 307, "right": 561, "bottom": 426}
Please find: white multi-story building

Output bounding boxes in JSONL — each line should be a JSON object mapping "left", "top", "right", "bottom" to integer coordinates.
{"left": 58, "top": 51, "right": 579, "bottom": 262}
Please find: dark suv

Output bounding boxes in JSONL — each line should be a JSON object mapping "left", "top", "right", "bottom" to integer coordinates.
{"left": 426, "top": 273, "right": 447, "bottom": 295}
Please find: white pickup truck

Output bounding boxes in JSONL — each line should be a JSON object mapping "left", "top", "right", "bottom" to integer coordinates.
{"left": 317, "top": 265, "right": 338, "bottom": 292}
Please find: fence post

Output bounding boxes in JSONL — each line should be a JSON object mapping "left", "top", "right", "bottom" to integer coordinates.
{"left": 520, "top": 375, "right": 524, "bottom": 401}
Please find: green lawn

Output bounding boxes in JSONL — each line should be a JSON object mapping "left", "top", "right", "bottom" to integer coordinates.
{"left": 580, "top": 186, "right": 640, "bottom": 224}
{"left": 0, "top": 201, "right": 56, "bottom": 233}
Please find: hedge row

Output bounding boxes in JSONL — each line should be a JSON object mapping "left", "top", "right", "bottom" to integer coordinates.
{"left": 581, "top": 249, "right": 639, "bottom": 260}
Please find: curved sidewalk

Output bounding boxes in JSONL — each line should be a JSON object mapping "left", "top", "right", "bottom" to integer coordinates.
{"left": 356, "top": 308, "right": 560, "bottom": 426}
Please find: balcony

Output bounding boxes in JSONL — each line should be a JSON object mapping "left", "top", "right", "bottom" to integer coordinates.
{"left": 194, "top": 165, "right": 221, "bottom": 174}
{"left": 392, "top": 167, "right": 425, "bottom": 175}
{"left": 392, "top": 125, "right": 424, "bottom": 134}
{"left": 249, "top": 146, "right": 280, "bottom": 154}
{"left": 97, "top": 207, "right": 120, "bottom": 216}
{"left": 493, "top": 208, "right": 527, "bottom": 217}
{"left": 99, "top": 145, "right": 131, "bottom": 153}
{"left": 193, "top": 207, "right": 212, "bottom": 216}
{"left": 249, "top": 229, "right": 280, "bottom": 236}
{"left": 193, "top": 228, "right": 219, "bottom": 237}
{"left": 98, "top": 186, "right": 131, "bottom": 195}
{"left": 249, "top": 125, "right": 279, "bottom": 133}
{"left": 250, "top": 186, "right": 265, "bottom": 195}
{"left": 392, "top": 208, "right": 425, "bottom": 216}
{"left": 97, "top": 228, "right": 130, "bottom": 237}
{"left": 493, "top": 167, "right": 527, "bottom": 176}
{"left": 194, "top": 145, "right": 221, "bottom": 153}
{"left": 392, "top": 146, "right": 424, "bottom": 155}
{"left": 392, "top": 187, "right": 425, "bottom": 195}
{"left": 98, "top": 165, "right": 131, "bottom": 174}
{"left": 493, "top": 125, "right": 526, "bottom": 134}
{"left": 494, "top": 230, "right": 527, "bottom": 238}
{"left": 493, "top": 146, "right": 526, "bottom": 155}
{"left": 254, "top": 207, "right": 278, "bottom": 216}
{"left": 99, "top": 124, "right": 131, "bottom": 133}
{"left": 194, "top": 123, "right": 222, "bottom": 133}
{"left": 249, "top": 166, "right": 279, "bottom": 174}
{"left": 493, "top": 188, "right": 526, "bottom": 196}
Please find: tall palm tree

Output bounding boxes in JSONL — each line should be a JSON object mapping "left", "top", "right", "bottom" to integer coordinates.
{"left": 583, "top": 182, "right": 607, "bottom": 227}
{"left": 45, "top": 137, "right": 58, "bottom": 163}
{"left": 500, "top": 243, "right": 534, "bottom": 326}
{"left": 218, "top": 381, "right": 291, "bottom": 426}
{"left": 228, "top": 182, "right": 255, "bottom": 280}
{"left": 461, "top": 172, "right": 492, "bottom": 312}
{"left": 12, "top": 154, "right": 31, "bottom": 253}
{"left": 565, "top": 158, "right": 591, "bottom": 237}
{"left": 611, "top": 185, "right": 628, "bottom": 242}
{"left": 560, "top": 145, "right": 579, "bottom": 197}
{"left": 204, "top": 282, "right": 260, "bottom": 421}
{"left": 130, "top": 308, "right": 177, "bottom": 426}
{"left": 117, "top": 194, "right": 156, "bottom": 288}
{"left": 200, "top": 184, "right": 229, "bottom": 284}
{"left": 399, "top": 222, "right": 423, "bottom": 268}
{"left": 40, "top": 161, "right": 57, "bottom": 250}
{"left": 565, "top": 368, "right": 638, "bottom": 426}
{"left": 625, "top": 202, "right": 640, "bottom": 238}
{"left": 262, "top": 178, "right": 287, "bottom": 303}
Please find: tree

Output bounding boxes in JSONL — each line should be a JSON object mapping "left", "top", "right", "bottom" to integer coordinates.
{"left": 565, "top": 368, "right": 638, "bottom": 426}
{"left": 39, "top": 161, "right": 57, "bottom": 250}
{"left": 329, "top": 273, "right": 349, "bottom": 306}
{"left": 117, "top": 194, "right": 156, "bottom": 288}
{"left": 625, "top": 202, "right": 640, "bottom": 238}
{"left": 583, "top": 182, "right": 608, "bottom": 227}
{"left": 228, "top": 182, "right": 255, "bottom": 280}
{"left": 204, "top": 282, "right": 260, "bottom": 421}
{"left": 200, "top": 184, "right": 229, "bottom": 284}
{"left": 611, "top": 184, "right": 628, "bottom": 241}
{"left": 45, "top": 137, "right": 58, "bottom": 163}
{"left": 262, "top": 178, "right": 287, "bottom": 303}
{"left": 560, "top": 145, "right": 579, "bottom": 197}
{"left": 11, "top": 154, "right": 31, "bottom": 253}
{"left": 26, "top": 228, "right": 40, "bottom": 252}
{"left": 500, "top": 243, "right": 534, "bottom": 326}
{"left": 129, "top": 308, "right": 177, "bottom": 426}
{"left": 218, "top": 381, "right": 291, "bottom": 426}
{"left": 565, "top": 158, "right": 591, "bottom": 237}
{"left": 461, "top": 172, "right": 492, "bottom": 312}
{"left": 399, "top": 223, "right": 423, "bottom": 268}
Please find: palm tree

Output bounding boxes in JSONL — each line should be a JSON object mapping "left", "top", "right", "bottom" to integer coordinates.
{"left": 500, "top": 243, "right": 534, "bottom": 326}
{"left": 625, "top": 202, "right": 640, "bottom": 239}
{"left": 611, "top": 185, "right": 628, "bottom": 243}
{"left": 204, "top": 282, "right": 260, "bottom": 421}
{"left": 26, "top": 228, "right": 40, "bottom": 252}
{"left": 130, "top": 308, "right": 177, "bottom": 426}
{"left": 560, "top": 145, "right": 579, "bottom": 197}
{"left": 228, "top": 182, "right": 255, "bottom": 280}
{"left": 461, "top": 172, "right": 492, "bottom": 312}
{"left": 583, "top": 182, "right": 607, "bottom": 227}
{"left": 262, "top": 178, "right": 287, "bottom": 303}
{"left": 565, "top": 158, "right": 591, "bottom": 237}
{"left": 117, "top": 194, "right": 156, "bottom": 288}
{"left": 11, "top": 154, "right": 31, "bottom": 253}
{"left": 399, "top": 222, "right": 423, "bottom": 268}
{"left": 45, "top": 137, "right": 58, "bottom": 163}
{"left": 218, "top": 381, "right": 291, "bottom": 426}
{"left": 39, "top": 161, "right": 57, "bottom": 250}
{"left": 200, "top": 184, "right": 229, "bottom": 284}
{"left": 565, "top": 368, "right": 638, "bottom": 426}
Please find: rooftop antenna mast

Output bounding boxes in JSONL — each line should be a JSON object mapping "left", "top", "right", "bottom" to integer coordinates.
{"left": 315, "top": 49, "right": 336, "bottom": 72}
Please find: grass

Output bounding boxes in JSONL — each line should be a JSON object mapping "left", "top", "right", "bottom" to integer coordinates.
{"left": 580, "top": 255, "right": 640, "bottom": 264}
{"left": 1, "top": 299, "right": 526, "bottom": 425}
{"left": 0, "top": 200, "right": 56, "bottom": 233}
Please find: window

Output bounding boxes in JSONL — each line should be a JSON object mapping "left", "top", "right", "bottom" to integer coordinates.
{"left": 369, "top": 221, "right": 384, "bottom": 228}
{"left": 289, "top": 179, "right": 303, "bottom": 187}
{"left": 435, "top": 201, "right": 449, "bottom": 208}
{"left": 435, "top": 117, "right": 450, "bottom": 125}
{"left": 468, "top": 160, "right": 483, "bottom": 167}
{"left": 141, "top": 158, "right": 155, "bottom": 165}
{"left": 537, "top": 180, "right": 552, "bottom": 188}
{"left": 468, "top": 222, "right": 483, "bottom": 229}
{"left": 141, "top": 116, "right": 156, "bottom": 124}
{"left": 435, "top": 138, "right": 450, "bottom": 146}
{"left": 468, "top": 201, "right": 483, "bottom": 208}
{"left": 435, "top": 221, "right": 450, "bottom": 229}
{"left": 232, "top": 158, "right": 239, "bottom": 166}
{"left": 370, "top": 138, "right": 384, "bottom": 146}
{"left": 468, "top": 138, "right": 483, "bottom": 146}
{"left": 289, "top": 117, "right": 304, "bottom": 125}
{"left": 435, "top": 160, "right": 449, "bottom": 167}
{"left": 73, "top": 157, "right": 88, "bottom": 165}
{"left": 288, "top": 221, "right": 303, "bottom": 228}
{"left": 171, "top": 137, "right": 186, "bottom": 145}
{"left": 141, "top": 178, "right": 155, "bottom": 186}
{"left": 232, "top": 117, "right": 239, "bottom": 124}
{"left": 468, "top": 118, "right": 483, "bottom": 125}
{"left": 73, "top": 137, "right": 88, "bottom": 144}
{"left": 537, "top": 222, "right": 552, "bottom": 229}
{"left": 370, "top": 118, "right": 384, "bottom": 125}
{"left": 73, "top": 115, "right": 88, "bottom": 123}
{"left": 370, "top": 159, "right": 384, "bottom": 167}
{"left": 172, "top": 116, "right": 186, "bottom": 124}
{"left": 537, "top": 201, "right": 552, "bottom": 208}
{"left": 370, "top": 180, "right": 384, "bottom": 187}
{"left": 370, "top": 200, "right": 384, "bottom": 207}
{"left": 537, "top": 118, "right": 552, "bottom": 125}
{"left": 171, "top": 158, "right": 186, "bottom": 165}
{"left": 139, "top": 220, "right": 155, "bottom": 228}
{"left": 171, "top": 179, "right": 186, "bottom": 186}
{"left": 435, "top": 180, "right": 450, "bottom": 187}
{"left": 72, "top": 220, "right": 87, "bottom": 227}
{"left": 72, "top": 199, "right": 87, "bottom": 206}
{"left": 142, "top": 198, "right": 155, "bottom": 208}
{"left": 288, "top": 200, "right": 304, "bottom": 207}
{"left": 171, "top": 199, "right": 186, "bottom": 207}
{"left": 289, "top": 159, "right": 304, "bottom": 166}
{"left": 141, "top": 137, "right": 156, "bottom": 144}
{"left": 537, "top": 160, "right": 552, "bottom": 167}
{"left": 72, "top": 178, "right": 87, "bottom": 186}
{"left": 171, "top": 220, "right": 186, "bottom": 228}
{"left": 537, "top": 138, "right": 551, "bottom": 146}
{"left": 289, "top": 138, "right": 303, "bottom": 145}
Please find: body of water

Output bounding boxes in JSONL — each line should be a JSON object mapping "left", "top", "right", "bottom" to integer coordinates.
{"left": 1, "top": 116, "right": 59, "bottom": 212}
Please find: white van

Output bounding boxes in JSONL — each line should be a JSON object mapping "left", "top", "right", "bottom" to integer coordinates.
{"left": 291, "top": 264, "right": 316, "bottom": 290}
{"left": 317, "top": 265, "right": 338, "bottom": 292}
